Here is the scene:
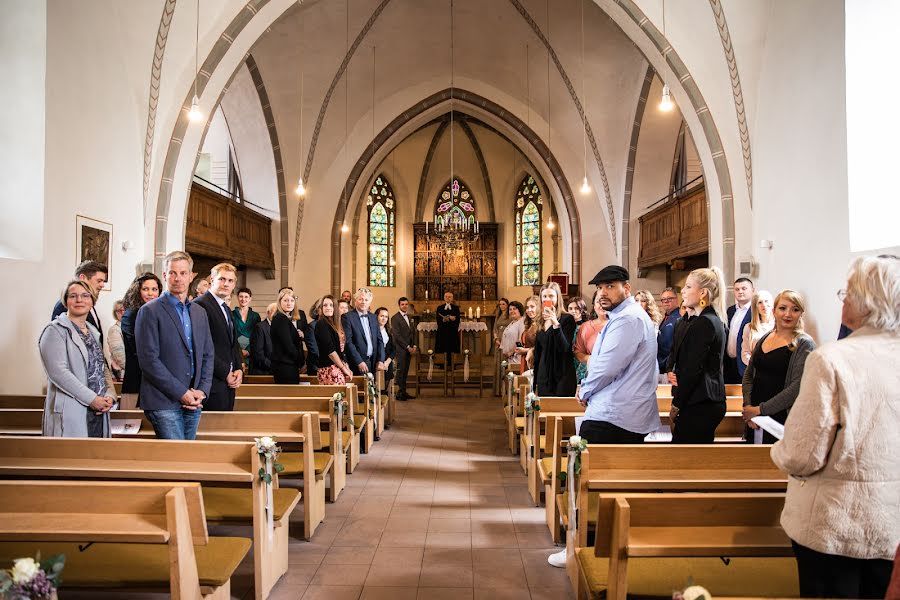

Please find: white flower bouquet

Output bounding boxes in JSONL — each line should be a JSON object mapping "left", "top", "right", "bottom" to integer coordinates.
{"left": 254, "top": 436, "right": 284, "bottom": 483}
{"left": 0, "top": 554, "right": 64, "bottom": 599}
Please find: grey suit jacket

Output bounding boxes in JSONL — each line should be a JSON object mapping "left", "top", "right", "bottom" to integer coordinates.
{"left": 136, "top": 293, "right": 214, "bottom": 411}
{"left": 38, "top": 315, "right": 112, "bottom": 437}
{"left": 390, "top": 311, "right": 415, "bottom": 351}
{"left": 742, "top": 331, "right": 816, "bottom": 416}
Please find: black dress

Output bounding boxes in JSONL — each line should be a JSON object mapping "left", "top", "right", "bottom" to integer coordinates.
{"left": 120, "top": 308, "right": 142, "bottom": 395}
{"left": 746, "top": 344, "right": 791, "bottom": 444}
{"left": 533, "top": 313, "right": 578, "bottom": 397}
{"left": 270, "top": 312, "right": 303, "bottom": 384}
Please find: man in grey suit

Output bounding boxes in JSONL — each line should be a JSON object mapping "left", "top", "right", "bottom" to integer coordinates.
{"left": 390, "top": 297, "right": 417, "bottom": 400}
{"left": 136, "top": 250, "right": 213, "bottom": 440}
{"left": 342, "top": 287, "right": 385, "bottom": 376}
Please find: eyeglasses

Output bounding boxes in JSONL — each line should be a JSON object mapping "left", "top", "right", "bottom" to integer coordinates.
{"left": 660, "top": 297, "right": 677, "bottom": 303}
{"left": 836, "top": 289, "right": 848, "bottom": 302}
{"left": 67, "top": 293, "right": 93, "bottom": 301}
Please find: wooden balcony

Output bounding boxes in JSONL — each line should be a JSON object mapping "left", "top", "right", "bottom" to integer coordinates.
{"left": 638, "top": 184, "right": 708, "bottom": 269}
{"left": 185, "top": 182, "right": 275, "bottom": 270}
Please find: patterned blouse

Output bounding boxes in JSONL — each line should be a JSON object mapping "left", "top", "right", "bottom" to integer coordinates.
{"left": 75, "top": 326, "right": 107, "bottom": 438}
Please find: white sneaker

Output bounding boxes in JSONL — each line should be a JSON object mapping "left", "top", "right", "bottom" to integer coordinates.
{"left": 547, "top": 549, "right": 566, "bottom": 568}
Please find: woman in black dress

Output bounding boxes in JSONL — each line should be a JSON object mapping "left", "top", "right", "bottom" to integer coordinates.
{"left": 270, "top": 289, "right": 304, "bottom": 384}
{"left": 119, "top": 272, "right": 162, "bottom": 409}
{"left": 375, "top": 307, "right": 396, "bottom": 391}
{"left": 741, "top": 290, "right": 816, "bottom": 443}
{"left": 532, "top": 282, "right": 577, "bottom": 396}
{"left": 669, "top": 267, "right": 727, "bottom": 443}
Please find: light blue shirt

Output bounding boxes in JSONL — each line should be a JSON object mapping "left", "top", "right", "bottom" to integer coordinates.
{"left": 581, "top": 296, "right": 660, "bottom": 434}
{"left": 358, "top": 311, "right": 373, "bottom": 358}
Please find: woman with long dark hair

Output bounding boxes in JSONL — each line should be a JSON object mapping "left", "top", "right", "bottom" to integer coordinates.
{"left": 119, "top": 272, "right": 162, "bottom": 409}
{"left": 315, "top": 295, "right": 353, "bottom": 384}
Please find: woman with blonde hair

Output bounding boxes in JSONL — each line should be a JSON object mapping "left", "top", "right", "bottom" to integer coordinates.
{"left": 634, "top": 290, "right": 663, "bottom": 327}
{"left": 270, "top": 288, "right": 304, "bottom": 384}
{"left": 741, "top": 290, "right": 816, "bottom": 443}
{"left": 771, "top": 255, "right": 899, "bottom": 598}
{"left": 532, "top": 282, "right": 577, "bottom": 396}
{"left": 669, "top": 266, "right": 727, "bottom": 443}
{"left": 740, "top": 290, "right": 774, "bottom": 366}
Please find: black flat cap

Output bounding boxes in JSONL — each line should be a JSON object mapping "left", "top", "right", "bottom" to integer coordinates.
{"left": 589, "top": 265, "right": 629, "bottom": 285}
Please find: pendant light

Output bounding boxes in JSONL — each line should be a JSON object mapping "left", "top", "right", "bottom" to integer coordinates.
{"left": 658, "top": 0, "right": 675, "bottom": 112}
{"left": 187, "top": 0, "right": 203, "bottom": 122}
{"left": 579, "top": 0, "right": 591, "bottom": 195}
{"left": 449, "top": 0, "right": 455, "bottom": 220}
{"left": 295, "top": 71, "right": 307, "bottom": 195}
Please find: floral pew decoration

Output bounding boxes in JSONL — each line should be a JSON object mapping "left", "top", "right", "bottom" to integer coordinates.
{"left": 1, "top": 553, "right": 65, "bottom": 600}
{"left": 255, "top": 436, "right": 285, "bottom": 545}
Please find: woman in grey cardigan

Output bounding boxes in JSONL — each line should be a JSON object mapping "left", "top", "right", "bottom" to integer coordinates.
{"left": 741, "top": 289, "right": 815, "bottom": 443}
{"left": 39, "top": 280, "right": 116, "bottom": 437}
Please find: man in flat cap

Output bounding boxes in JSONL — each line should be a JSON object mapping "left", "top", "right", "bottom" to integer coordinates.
{"left": 576, "top": 265, "right": 660, "bottom": 443}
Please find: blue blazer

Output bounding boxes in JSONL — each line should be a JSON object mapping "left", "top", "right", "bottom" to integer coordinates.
{"left": 342, "top": 311, "right": 385, "bottom": 373}
{"left": 135, "top": 294, "right": 214, "bottom": 411}
{"left": 727, "top": 304, "right": 753, "bottom": 378}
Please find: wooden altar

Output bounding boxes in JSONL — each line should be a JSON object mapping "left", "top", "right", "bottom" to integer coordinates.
{"left": 412, "top": 223, "right": 498, "bottom": 301}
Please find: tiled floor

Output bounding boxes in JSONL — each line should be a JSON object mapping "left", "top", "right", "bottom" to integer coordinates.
{"left": 67, "top": 388, "right": 572, "bottom": 600}
{"left": 266, "top": 387, "right": 573, "bottom": 600}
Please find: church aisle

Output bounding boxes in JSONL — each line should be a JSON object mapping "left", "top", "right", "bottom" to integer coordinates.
{"left": 270, "top": 389, "right": 574, "bottom": 600}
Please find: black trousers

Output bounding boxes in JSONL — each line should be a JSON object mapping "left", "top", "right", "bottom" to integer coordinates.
{"left": 671, "top": 401, "right": 726, "bottom": 443}
{"left": 792, "top": 541, "right": 893, "bottom": 599}
{"left": 723, "top": 354, "right": 741, "bottom": 384}
{"left": 204, "top": 379, "right": 236, "bottom": 411}
{"left": 395, "top": 348, "right": 411, "bottom": 395}
{"left": 579, "top": 420, "right": 646, "bottom": 444}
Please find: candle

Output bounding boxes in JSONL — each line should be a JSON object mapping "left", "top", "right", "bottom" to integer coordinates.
{"left": 468, "top": 307, "right": 473, "bottom": 319}
{"left": 425, "top": 289, "right": 429, "bottom": 300}
{"left": 425, "top": 220, "right": 429, "bottom": 234}
{"left": 476, "top": 306, "right": 481, "bottom": 318}
{"left": 482, "top": 289, "right": 486, "bottom": 300}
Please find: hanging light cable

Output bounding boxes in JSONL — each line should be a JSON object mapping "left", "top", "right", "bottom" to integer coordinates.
{"left": 341, "top": 0, "right": 350, "bottom": 233}
{"left": 188, "top": 0, "right": 203, "bottom": 121}
{"left": 659, "top": 0, "right": 675, "bottom": 112}
{"left": 580, "top": 0, "right": 591, "bottom": 195}
{"left": 295, "top": 1, "right": 307, "bottom": 195}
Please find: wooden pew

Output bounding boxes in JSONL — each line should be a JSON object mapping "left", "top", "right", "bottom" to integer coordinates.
{"left": 0, "top": 480, "right": 251, "bottom": 600}
{"left": 571, "top": 492, "right": 797, "bottom": 600}
{"left": 0, "top": 394, "right": 44, "bottom": 409}
{"left": 240, "top": 381, "right": 373, "bottom": 458}
{"left": 0, "top": 436, "right": 305, "bottom": 599}
{"left": 655, "top": 383, "right": 742, "bottom": 397}
{"left": 568, "top": 445, "right": 788, "bottom": 550}
{"left": 300, "top": 375, "right": 381, "bottom": 446}
{"left": 232, "top": 396, "right": 350, "bottom": 501}
{"left": 0, "top": 409, "right": 326, "bottom": 544}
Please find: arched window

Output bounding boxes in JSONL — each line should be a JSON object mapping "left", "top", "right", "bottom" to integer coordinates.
{"left": 515, "top": 175, "right": 543, "bottom": 286}
{"left": 434, "top": 178, "right": 476, "bottom": 229}
{"left": 367, "top": 175, "right": 395, "bottom": 287}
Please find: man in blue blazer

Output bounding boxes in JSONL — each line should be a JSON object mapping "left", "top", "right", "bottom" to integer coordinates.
{"left": 342, "top": 287, "right": 385, "bottom": 376}
{"left": 724, "top": 277, "right": 754, "bottom": 383}
{"left": 136, "top": 251, "right": 213, "bottom": 440}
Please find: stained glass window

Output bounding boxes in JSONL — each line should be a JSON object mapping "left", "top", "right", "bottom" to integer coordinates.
{"left": 515, "top": 175, "right": 543, "bottom": 286}
{"left": 434, "top": 178, "right": 475, "bottom": 228}
{"left": 367, "top": 175, "right": 395, "bottom": 287}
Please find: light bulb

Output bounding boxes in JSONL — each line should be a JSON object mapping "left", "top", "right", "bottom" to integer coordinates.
{"left": 547, "top": 219, "right": 556, "bottom": 230}
{"left": 580, "top": 176, "right": 591, "bottom": 195}
{"left": 188, "top": 95, "right": 203, "bottom": 122}
{"left": 341, "top": 224, "right": 350, "bottom": 233}
{"left": 295, "top": 177, "right": 306, "bottom": 196}
{"left": 659, "top": 84, "right": 674, "bottom": 112}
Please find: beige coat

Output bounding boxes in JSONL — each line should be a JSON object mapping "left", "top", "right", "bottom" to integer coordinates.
{"left": 771, "top": 326, "right": 900, "bottom": 560}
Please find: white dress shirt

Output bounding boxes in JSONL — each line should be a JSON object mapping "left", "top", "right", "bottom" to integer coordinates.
{"left": 358, "top": 310, "right": 373, "bottom": 357}
{"left": 727, "top": 303, "right": 750, "bottom": 358}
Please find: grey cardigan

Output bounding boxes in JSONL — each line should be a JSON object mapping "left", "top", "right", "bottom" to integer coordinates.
{"left": 742, "top": 330, "right": 816, "bottom": 416}
{"left": 38, "top": 315, "right": 113, "bottom": 438}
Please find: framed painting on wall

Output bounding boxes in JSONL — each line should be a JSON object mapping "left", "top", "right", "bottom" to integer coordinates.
{"left": 75, "top": 215, "right": 112, "bottom": 290}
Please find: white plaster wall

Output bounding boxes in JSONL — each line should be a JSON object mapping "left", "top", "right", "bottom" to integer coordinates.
{"left": 0, "top": 0, "right": 161, "bottom": 393}
{"left": 0, "top": 0, "right": 46, "bottom": 262}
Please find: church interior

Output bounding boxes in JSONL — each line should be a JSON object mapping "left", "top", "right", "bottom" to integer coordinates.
{"left": 0, "top": 0, "right": 898, "bottom": 598}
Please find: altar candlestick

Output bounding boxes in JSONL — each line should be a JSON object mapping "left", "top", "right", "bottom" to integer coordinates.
{"left": 425, "top": 220, "right": 429, "bottom": 234}
{"left": 425, "top": 289, "right": 429, "bottom": 300}
{"left": 468, "top": 307, "right": 473, "bottom": 319}
{"left": 476, "top": 306, "right": 481, "bottom": 318}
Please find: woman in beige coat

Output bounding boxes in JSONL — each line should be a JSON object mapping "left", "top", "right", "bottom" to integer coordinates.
{"left": 771, "top": 254, "right": 899, "bottom": 599}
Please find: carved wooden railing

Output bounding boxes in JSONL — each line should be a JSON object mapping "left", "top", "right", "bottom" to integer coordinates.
{"left": 185, "top": 182, "right": 275, "bottom": 269}
{"left": 638, "top": 184, "right": 708, "bottom": 268}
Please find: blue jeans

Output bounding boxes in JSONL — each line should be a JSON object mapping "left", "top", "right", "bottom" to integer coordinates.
{"left": 145, "top": 408, "right": 202, "bottom": 440}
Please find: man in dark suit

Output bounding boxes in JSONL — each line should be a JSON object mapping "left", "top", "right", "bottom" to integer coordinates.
{"left": 390, "top": 296, "right": 417, "bottom": 400}
{"left": 342, "top": 287, "right": 385, "bottom": 375}
{"left": 724, "top": 277, "right": 754, "bottom": 383}
{"left": 136, "top": 251, "right": 213, "bottom": 440}
{"left": 51, "top": 260, "right": 108, "bottom": 346}
{"left": 250, "top": 303, "right": 277, "bottom": 375}
{"left": 435, "top": 291, "right": 461, "bottom": 366}
{"left": 193, "top": 263, "right": 243, "bottom": 410}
